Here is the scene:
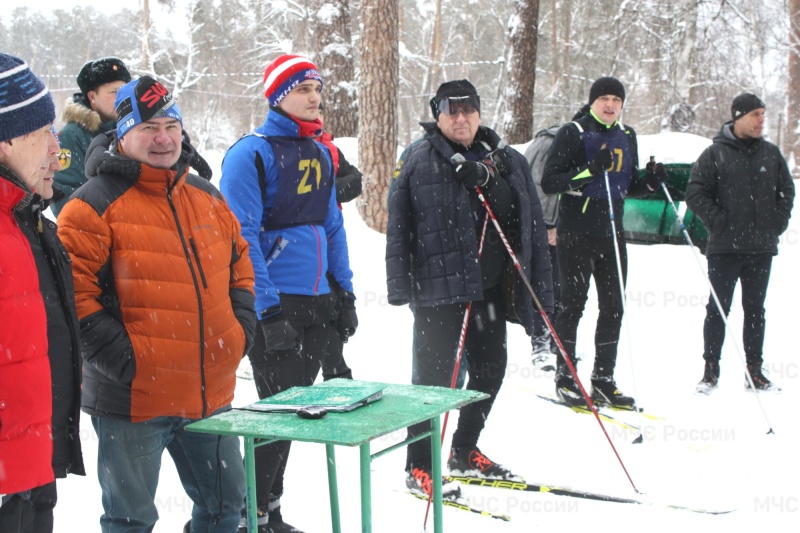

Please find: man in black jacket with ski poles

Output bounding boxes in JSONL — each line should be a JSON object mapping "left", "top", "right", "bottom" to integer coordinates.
{"left": 387, "top": 79, "right": 553, "bottom": 500}
{"left": 686, "top": 93, "right": 795, "bottom": 394}
{"left": 541, "top": 77, "right": 666, "bottom": 409}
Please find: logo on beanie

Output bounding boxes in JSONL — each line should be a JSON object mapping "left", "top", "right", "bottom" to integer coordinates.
{"left": 262, "top": 55, "right": 323, "bottom": 107}
{"left": 115, "top": 76, "right": 182, "bottom": 139}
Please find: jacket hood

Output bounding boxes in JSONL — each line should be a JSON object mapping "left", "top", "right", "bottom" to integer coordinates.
{"left": 714, "top": 121, "right": 763, "bottom": 154}
{"left": 61, "top": 94, "right": 106, "bottom": 134}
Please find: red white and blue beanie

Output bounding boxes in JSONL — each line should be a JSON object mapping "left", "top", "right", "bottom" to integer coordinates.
{"left": 0, "top": 54, "right": 56, "bottom": 142}
{"left": 262, "top": 55, "right": 323, "bottom": 107}
{"left": 114, "top": 76, "right": 183, "bottom": 140}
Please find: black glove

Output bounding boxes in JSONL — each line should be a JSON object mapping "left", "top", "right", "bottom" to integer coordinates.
{"left": 645, "top": 160, "right": 667, "bottom": 190}
{"left": 260, "top": 308, "right": 299, "bottom": 352}
{"left": 335, "top": 291, "right": 358, "bottom": 342}
{"left": 454, "top": 159, "right": 496, "bottom": 189}
{"left": 487, "top": 147, "right": 514, "bottom": 177}
{"left": 587, "top": 148, "right": 613, "bottom": 177}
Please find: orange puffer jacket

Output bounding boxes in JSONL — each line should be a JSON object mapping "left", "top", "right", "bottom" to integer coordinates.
{"left": 58, "top": 134, "right": 256, "bottom": 422}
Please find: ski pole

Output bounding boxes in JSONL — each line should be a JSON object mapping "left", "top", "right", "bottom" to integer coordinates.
{"left": 659, "top": 179, "right": 775, "bottom": 434}
{"left": 422, "top": 214, "right": 488, "bottom": 530}
{"left": 449, "top": 154, "right": 639, "bottom": 493}
{"left": 602, "top": 166, "right": 645, "bottom": 443}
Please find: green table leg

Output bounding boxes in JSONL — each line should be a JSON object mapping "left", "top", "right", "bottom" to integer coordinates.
{"left": 326, "top": 443, "right": 341, "bottom": 533}
{"left": 244, "top": 437, "right": 257, "bottom": 533}
{"left": 360, "top": 443, "right": 372, "bottom": 533}
{"left": 431, "top": 416, "right": 443, "bottom": 533}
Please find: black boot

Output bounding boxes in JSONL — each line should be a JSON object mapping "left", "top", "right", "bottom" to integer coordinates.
{"left": 555, "top": 369, "right": 587, "bottom": 407}
{"left": 745, "top": 363, "right": 781, "bottom": 392}
{"left": 695, "top": 360, "right": 720, "bottom": 395}
{"left": 590, "top": 375, "right": 636, "bottom": 409}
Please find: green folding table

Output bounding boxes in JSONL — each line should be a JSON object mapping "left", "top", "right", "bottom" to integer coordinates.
{"left": 186, "top": 380, "right": 487, "bottom": 533}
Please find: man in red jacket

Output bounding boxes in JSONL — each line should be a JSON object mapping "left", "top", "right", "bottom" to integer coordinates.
{"left": 0, "top": 53, "right": 59, "bottom": 532}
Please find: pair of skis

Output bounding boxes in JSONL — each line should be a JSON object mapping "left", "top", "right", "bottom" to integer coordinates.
{"left": 534, "top": 393, "right": 663, "bottom": 432}
{"left": 410, "top": 475, "right": 734, "bottom": 521}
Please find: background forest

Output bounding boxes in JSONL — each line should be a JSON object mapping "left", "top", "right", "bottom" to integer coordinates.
{"left": 3, "top": 0, "right": 800, "bottom": 228}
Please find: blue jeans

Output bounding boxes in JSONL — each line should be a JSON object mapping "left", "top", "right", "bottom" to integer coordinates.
{"left": 91, "top": 407, "right": 245, "bottom": 533}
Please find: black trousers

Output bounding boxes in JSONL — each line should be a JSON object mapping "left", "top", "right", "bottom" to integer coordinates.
{"left": 406, "top": 286, "right": 508, "bottom": 471}
{"left": 248, "top": 294, "right": 334, "bottom": 510}
{"left": 555, "top": 229, "right": 627, "bottom": 378}
{"left": 0, "top": 481, "right": 56, "bottom": 533}
{"left": 321, "top": 316, "right": 353, "bottom": 380}
{"left": 532, "top": 243, "right": 561, "bottom": 337}
{"left": 703, "top": 253, "right": 773, "bottom": 365}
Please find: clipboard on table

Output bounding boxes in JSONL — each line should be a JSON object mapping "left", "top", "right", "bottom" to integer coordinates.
{"left": 241, "top": 380, "right": 386, "bottom": 413}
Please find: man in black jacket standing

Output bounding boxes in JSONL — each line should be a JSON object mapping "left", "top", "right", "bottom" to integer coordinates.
{"left": 686, "top": 93, "right": 795, "bottom": 394}
{"left": 541, "top": 77, "right": 665, "bottom": 409}
{"left": 387, "top": 79, "right": 553, "bottom": 498}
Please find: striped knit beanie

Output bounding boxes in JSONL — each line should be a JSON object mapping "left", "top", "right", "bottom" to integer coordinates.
{"left": 262, "top": 55, "right": 323, "bottom": 107}
{"left": 0, "top": 54, "right": 56, "bottom": 142}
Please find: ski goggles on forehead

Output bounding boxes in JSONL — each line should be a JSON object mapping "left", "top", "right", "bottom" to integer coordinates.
{"left": 434, "top": 95, "right": 480, "bottom": 117}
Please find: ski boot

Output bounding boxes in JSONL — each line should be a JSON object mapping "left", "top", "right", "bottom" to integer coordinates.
{"left": 745, "top": 363, "right": 781, "bottom": 392}
{"left": 555, "top": 369, "right": 587, "bottom": 407}
{"left": 695, "top": 360, "right": 720, "bottom": 395}
{"left": 531, "top": 331, "right": 556, "bottom": 372}
{"left": 590, "top": 375, "right": 636, "bottom": 410}
{"left": 447, "top": 447, "right": 523, "bottom": 482}
{"left": 405, "top": 467, "right": 462, "bottom": 501}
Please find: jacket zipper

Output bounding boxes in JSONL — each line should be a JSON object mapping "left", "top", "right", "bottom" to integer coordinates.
{"left": 313, "top": 226, "right": 322, "bottom": 294}
{"left": 167, "top": 189, "right": 208, "bottom": 418}
{"left": 189, "top": 238, "right": 208, "bottom": 289}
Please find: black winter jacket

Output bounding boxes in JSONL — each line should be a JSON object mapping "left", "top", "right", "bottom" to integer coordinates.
{"left": 541, "top": 113, "right": 650, "bottom": 237}
{"left": 15, "top": 197, "right": 85, "bottom": 478}
{"left": 685, "top": 123, "right": 795, "bottom": 255}
{"left": 386, "top": 123, "right": 553, "bottom": 332}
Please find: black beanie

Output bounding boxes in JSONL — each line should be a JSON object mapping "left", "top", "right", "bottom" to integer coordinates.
{"left": 431, "top": 79, "right": 480, "bottom": 118}
{"left": 435, "top": 79, "right": 478, "bottom": 100}
{"left": 589, "top": 77, "right": 625, "bottom": 104}
{"left": 731, "top": 93, "right": 765, "bottom": 121}
{"left": 77, "top": 57, "right": 131, "bottom": 95}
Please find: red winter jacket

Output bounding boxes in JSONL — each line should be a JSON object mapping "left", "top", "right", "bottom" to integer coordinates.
{"left": 0, "top": 165, "right": 54, "bottom": 494}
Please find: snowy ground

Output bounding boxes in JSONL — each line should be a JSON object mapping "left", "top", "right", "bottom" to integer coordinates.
{"left": 54, "top": 139, "right": 800, "bottom": 531}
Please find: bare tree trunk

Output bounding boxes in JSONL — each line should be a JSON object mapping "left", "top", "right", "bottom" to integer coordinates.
{"left": 141, "top": 0, "right": 151, "bottom": 70}
{"left": 503, "top": 0, "right": 540, "bottom": 143}
{"left": 357, "top": 0, "right": 399, "bottom": 233}
{"left": 658, "top": 0, "right": 700, "bottom": 132}
{"left": 788, "top": 0, "right": 800, "bottom": 177}
{"left": 550, "top": 0, "right": 558, "bottom": 86}
{"left": 312, "top": 0, "right": 358, "bottom": 136}
{"left": 418, "top": 0, "right": 443, "bottom": 125}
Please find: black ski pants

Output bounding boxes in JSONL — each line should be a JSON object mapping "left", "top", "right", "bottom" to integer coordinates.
{"left": 0, "top": 481, "right": 56, "bottom": 533}
{"left": 532, "top": 242, "right": 561, "bottom": 338}
{"left": 406, "top": 286, "right": 507, "bottom": 472}
{"left": 554, "top": 229, "right": 627, "bottom": 378}
{"left": 703, "top": 253, "right": 773, "bottom": 365}
{"left": 248, "top": 294, "right": 334, "bottom": 510}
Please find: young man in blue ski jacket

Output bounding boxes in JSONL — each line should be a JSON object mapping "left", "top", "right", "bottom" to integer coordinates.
{"left": 541, "top": 77, "right": 666, "bottom": 409}
{"left": 220, "top": 54, "right": 357, "bottom": 533}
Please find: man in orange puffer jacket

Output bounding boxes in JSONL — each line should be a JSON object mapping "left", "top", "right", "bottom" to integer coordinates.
{"left": 58, "top": 76, "right": 257, "bottom": 532}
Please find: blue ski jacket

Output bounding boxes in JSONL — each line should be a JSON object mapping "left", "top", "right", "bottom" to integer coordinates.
{"left": 221, "top": 109, "right": 354, "bottom": 318}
